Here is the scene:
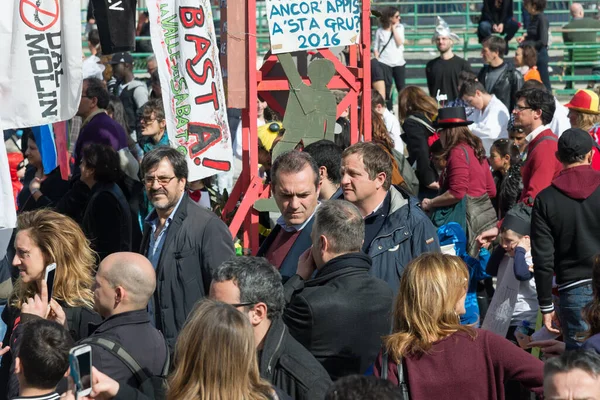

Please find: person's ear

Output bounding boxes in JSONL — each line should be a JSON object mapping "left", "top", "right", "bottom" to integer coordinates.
{"left": 248, "top": 302, "right": 268, "bottom": 326}
{"left": 587, "top": 149, "right": 594, "bottom": 164}
{"left": 318, "top": 166, "right": 327, "bottom": 183}
{"left": 114, "top": 286, "right": 124, "bottom": 305}
{"left": 319, "top": 234, "right": 328, "bottom": 256}
{"left": 159, "top": 119, "right": 167, "bottom": 131}
{"left": 375, "top": 172, "right": 386, "bottom": 189}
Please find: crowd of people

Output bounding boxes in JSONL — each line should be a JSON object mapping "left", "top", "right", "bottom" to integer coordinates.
{"left": 3, "top": 0, "right": 600, "bottom": 399}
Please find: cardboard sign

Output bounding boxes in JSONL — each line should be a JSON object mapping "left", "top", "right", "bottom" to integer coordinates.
{"left": 265, "top": 0, "right": 361, "bottom": 54}
{"left": 0, "top": 0, "right": 82, "bottom": 129}
{"left": 147, "top": 0, "right": 233, "bottom": 181}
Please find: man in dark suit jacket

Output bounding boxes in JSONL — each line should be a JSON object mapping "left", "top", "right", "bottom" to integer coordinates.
{"left": 139, "top": 147, "right": 234, "bottom": 347}
{"left": 257, "top": 151, "right": 321, "bottom": 281}
{"left": 283, "top": 200, "right": 394, "bottom": 380}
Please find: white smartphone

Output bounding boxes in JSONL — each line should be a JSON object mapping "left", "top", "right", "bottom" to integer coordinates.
{"left": 69, "top": 345, "right": 92, "bottom": 396}
{"left": 44, "top": 263, "right": 56, "bottom": 301}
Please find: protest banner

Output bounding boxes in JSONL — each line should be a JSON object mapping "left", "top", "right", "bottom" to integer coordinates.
{"left": 92, "top": 0, "right": 137, "bottom": 54}
{"left": 265, "top": 0, "right": 361, "bottom": 54}
{"left": 0, "top": 0, "right": 82, "bottom": 129}
{"left": 147, "top": 0, "right": 233, "bottom": 181}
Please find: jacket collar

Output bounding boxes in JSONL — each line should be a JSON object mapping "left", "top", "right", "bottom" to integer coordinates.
{"left": 259, "top": 317, "right": 287, "bottom": 377}
{"left": 311, "top": 252, "right": 371, "bottom": 285}
{"left": 88, "top": 309, "right": 152, "bottom": 336}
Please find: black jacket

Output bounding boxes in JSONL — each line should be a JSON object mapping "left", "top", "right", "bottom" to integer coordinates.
{"left": 532, "top": 166, "right": 600, "bottom": 313}
{"left": 283, "top": 252, "right": 393, "bottom": 380}
{"left": 18, "top": 166, "right": 70, "bottom": 213}
{"left": 85, "top": 310, "right": 168, "bottom": 389}
{"left": 493, "top": 162, "right": 523, "bottom": 219}
{"left": 259, "top": 318, "right": 331, "bottom": 400}
{"left": 400, "top": 113, "right": 438, "bottom": 192}
{"left": 480, "top": 0, "right": 513, "bottom": 24}
{"left": 83, "top": 182, "right": 132, "bottom": 262}
{"left": 0, "top": 304, "right": 101, "bottom": 400}
{"left": 140, "top": 195, "right": 235, "bottom": 347}
{"left": 477, "top": 62, "right": 523, "bottom": 113}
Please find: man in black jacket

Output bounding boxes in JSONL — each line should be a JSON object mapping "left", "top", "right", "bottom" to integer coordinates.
{"left": 477, "top": 36, "right": 523, "bottom": 112}
{"left": 478, "top": 0, "right": 520, "bottom": 45}
{"left": 283, "top": 200, "right": 394, "bottom": 380}
{"left": 532, "top": 128, "right": 600, "bottom": 348}
{"left": 84, "top": 252, "right": 168, "bottom": 388}
{"left": 140, "top": 147, "right": 234, "bottom": 347}
{"left": 210, "top": 257, "right": 332, "bottom": 399}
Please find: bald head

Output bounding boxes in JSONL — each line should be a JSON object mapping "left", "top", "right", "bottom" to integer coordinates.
{"left": 99, "top": 252, "right": 156, "bottom": 309}
{"left": 571, "top": 3, "right": 584, "bottom": 18}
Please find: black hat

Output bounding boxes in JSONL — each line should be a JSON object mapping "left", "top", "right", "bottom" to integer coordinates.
{"left": 109, "top": 52, "right": 134, "bottom": 65}
{"left": 558, "top": 128, "right": 594, "bottom": 160}
{"left": 434, "top": 107, "right": 474, "bottom": 128}
{"left": 501, "top": 203, "right": 532, "bottom": 236}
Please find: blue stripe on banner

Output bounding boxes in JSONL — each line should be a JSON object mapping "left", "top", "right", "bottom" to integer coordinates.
{"left": 30, "top": 125, "right": 58, "bottom": 175}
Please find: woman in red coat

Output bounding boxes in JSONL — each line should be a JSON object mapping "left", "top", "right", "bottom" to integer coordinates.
{"left": 7, "top": 152, "right": 24, "bottom": 210}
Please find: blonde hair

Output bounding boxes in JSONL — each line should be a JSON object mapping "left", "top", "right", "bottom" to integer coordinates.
{"left": 398, "top": 86, "right": 438, "bottom": 121}
{"left": 384, "top": 253, "right": 476, "bottom": 362}
{"left": 10, "top": 210, "right": 95, "bottom": 309}
{"left": 167, "top": 300, "right": 273, "bottom": 400}
{"left": 572, "top": 110, "right": 600, "bottom": 132}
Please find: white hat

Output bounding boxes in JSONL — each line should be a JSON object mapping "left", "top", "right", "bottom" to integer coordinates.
{"left": 432, "top": 16, "right": 461, "bottom": 43}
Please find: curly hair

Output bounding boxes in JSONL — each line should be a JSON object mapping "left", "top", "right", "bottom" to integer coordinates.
{"left": 10, "top": 210, "right": 95, "bottom": 309}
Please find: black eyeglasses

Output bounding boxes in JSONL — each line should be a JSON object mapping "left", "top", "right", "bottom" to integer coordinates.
{"left": 513, "top": 105, "right": 533, "bottom": 112}
{"left": 230, "top": 302, "right": 256, "bottom": 308}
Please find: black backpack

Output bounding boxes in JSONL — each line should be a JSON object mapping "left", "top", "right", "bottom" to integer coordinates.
{"left": 80, "top": 336, "right": 170, "bottom": 400}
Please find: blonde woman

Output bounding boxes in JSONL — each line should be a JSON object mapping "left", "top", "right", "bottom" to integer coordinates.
{"left": 374, "top": 253, "right": 543, "bottom": 399}
{"left": 168, "top": 299, "right": 285, "bottom": 400}
{"left": 0, "top": 209, "right": 100, "bottom": 397}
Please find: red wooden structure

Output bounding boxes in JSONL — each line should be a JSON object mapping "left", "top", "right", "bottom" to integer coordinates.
{"left": 222, "top": 0, "right": 372, "bottom": 254}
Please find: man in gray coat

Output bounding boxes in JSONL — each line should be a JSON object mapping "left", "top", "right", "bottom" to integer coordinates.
{"left": 140, "top": 147, "right": 234, "bottom": 347}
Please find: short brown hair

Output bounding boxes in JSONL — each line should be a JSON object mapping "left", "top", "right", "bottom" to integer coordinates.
{"left": 342, "top": 142, "right": 392, "bottom": 190}
{"left": 482, "top": 36, "right": 506, "bottom": 59}
{"left": 524, "top": 0, "right": 547, "bottom": 12}
{"left": 142, "top": 98, "right": 166, "bottom": 121}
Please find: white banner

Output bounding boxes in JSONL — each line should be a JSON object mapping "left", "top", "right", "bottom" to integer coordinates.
{"left": 148, "top": 0, "right": 233, "bottom": 181}
{"left": 265, "top": 0, "right": 361, "bottom": 54}
{"left": 0, "top": 0, "right": 82, "bottom": 129}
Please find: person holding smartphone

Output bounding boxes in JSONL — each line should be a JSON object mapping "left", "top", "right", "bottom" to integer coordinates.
{"left": 0, "top": 210, "right": 101, "bottom": 400}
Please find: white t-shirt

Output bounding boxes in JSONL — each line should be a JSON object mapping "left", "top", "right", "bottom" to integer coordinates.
{"left": 373, "top": 26, "right": 406, "bottom": 67}
{"left": 382, "top": 108, "right": 404, "bottom": 154}
{"left": 551, "top": 97, "right": 571, "bottom": 137}
{"left": 496, "top": 251, "right": 538, "bottom": 327}
{"left": 468, "top": 95, "right": 509, "bottom": 156}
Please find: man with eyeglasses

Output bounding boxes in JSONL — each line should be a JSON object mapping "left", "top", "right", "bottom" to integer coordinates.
{"left": 139, "top": 147, "right": 234, "bottom": 348}
{"left": 477, "top": 88, "right": 562, "bottom": 246}
{"left": 209, "top": 257, "right": 332, "bottom": 400}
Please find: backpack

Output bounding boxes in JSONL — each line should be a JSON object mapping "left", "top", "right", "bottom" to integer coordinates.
{"left": 80, "top": 336, "right": 170, "bottom": 400}
{"left": 391, "top": 148, "right": 420, "bottom": 196}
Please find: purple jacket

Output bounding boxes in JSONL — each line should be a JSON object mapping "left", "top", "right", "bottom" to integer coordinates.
{"left": 74, "top": 112, "right": 129, "bottom": 165}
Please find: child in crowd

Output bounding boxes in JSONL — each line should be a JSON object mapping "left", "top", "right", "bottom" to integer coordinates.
{"left": 489, "top": 139, "right": 523, "bottom": 219}
{"left": 483, "top": 204, "right": 537, "bottom": 344}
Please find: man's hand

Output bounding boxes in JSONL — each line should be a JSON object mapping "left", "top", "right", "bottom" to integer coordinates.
{"left": 297, "top": 247, "right": 317, "bottom": 281}
{"left": 420, "top": 198, "right": 432, "bottom": 211}
{"left": 476, "top": 227, "right": 499, "bottom": 247}
{"left": 543, "top": 311, "right": 561, "bottom": 334}
{"left": 527, "top": 339, "right": 566, "bottom": 357}
{"left": 21, "top": 280, "right": 49, "bottom": 319}
{"left": 61, "top": 369, "right": 120, "bottom": 400}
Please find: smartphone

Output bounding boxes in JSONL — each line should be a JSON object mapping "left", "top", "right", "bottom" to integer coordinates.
{"left": 44, "top": 263, "right": 56, "bottom": 301}
{"left": 69, "top": 345, "right": 92, "bottom": 396}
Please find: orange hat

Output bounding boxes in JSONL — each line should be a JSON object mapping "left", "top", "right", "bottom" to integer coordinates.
{"left": 565, "top": 89, "right": 600, "bottom": 115}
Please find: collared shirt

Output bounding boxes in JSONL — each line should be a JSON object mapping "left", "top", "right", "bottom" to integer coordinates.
{"left": 145, "top": 193, "right": 185, "bottom": 270}
{"left": 525, "top": 124, "right": 550, "bottom": 144}
{"left": 364, "top": 195, "right": 387, "bottom": 219}
{"left": 276, "top": 202, "right": 320, "bottom": 233}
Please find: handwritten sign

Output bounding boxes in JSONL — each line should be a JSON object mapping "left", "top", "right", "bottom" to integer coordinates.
{"left": 265, "top": 0, "right": 360, "bottom": 54}
{"left": 148, "top": 0, "right": 233, "bottom": 181}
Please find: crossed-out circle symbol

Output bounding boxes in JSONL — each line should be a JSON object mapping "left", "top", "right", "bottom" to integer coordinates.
{"left": 19, "top": 0, "right": 59, "bottom": 32}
